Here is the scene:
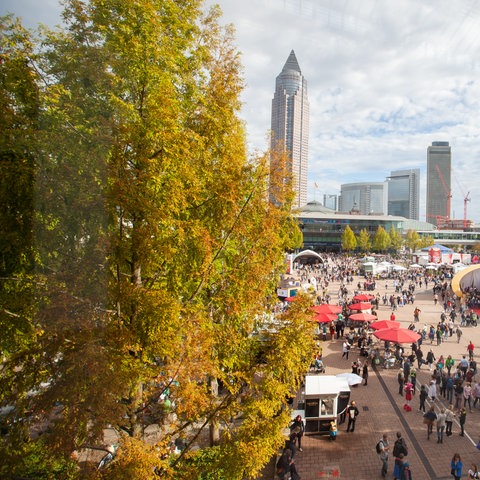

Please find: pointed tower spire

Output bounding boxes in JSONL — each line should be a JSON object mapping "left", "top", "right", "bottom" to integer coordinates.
{"left": 282, "top": 50, "right": 301, "bottom": 74}
{"left": 270, "top": 51, "right": 309, "bottom": 209}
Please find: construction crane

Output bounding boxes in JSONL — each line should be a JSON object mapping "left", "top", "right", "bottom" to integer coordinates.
{"left": 463, "top": 191, "right": 471, "bottom": 229}
{"left": 454, "top": 174, "right": 471, "bottom": 229}
{"left": 435, "top": 164, "right": 451, "bottom": 220}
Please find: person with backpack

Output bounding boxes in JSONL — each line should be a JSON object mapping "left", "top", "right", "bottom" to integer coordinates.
{"left": 393, "top": 432, "right": 408, "bottom": 457}
{"left": 377, "top": 433, "right": 389, "bottom": 478}
{"left": 392, "top": 432, "right": 408, "bottom": 479}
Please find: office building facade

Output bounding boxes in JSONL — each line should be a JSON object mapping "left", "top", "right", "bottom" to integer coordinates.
{"left": 323, "top": 194, "right": 338, "bottom": 211}
{"left": 270, "top": 50, "right": 309, "bottom": 208}
{"left": 387, "top": 168, "right": 420, "bottom": 220}
{"left": 339, "top": 182, "right": 388, "bottom": 215}
{"left": 426, "top": 141, "right": 452, "bottom": 226}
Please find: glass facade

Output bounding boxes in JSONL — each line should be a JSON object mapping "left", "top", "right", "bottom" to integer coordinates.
{"left": 270, "top": 51, "right": 309, "bottom": 208}
{"left": 387, "top": 169, "right": 420, "bottom": 220}
{"left": 339, "top": 182, "right": 387, "bottom": 215}
{"left": 426, "top": 142, "right": 451, "bottom": 226}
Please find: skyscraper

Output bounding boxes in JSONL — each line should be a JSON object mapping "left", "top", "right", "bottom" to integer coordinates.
{"left": 270, "top": 50, "right": 309, "bottom": 208}
{"left": 339, "top": 182, "right": 387, "bottom": 215}
{"left": 387, "top": 169, "right": 420, "bottom": 220}
{"left": 426, "top": 141, "right": 451, "bottom": 226}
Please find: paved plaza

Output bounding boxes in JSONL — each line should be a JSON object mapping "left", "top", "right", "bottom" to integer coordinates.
{"left": 272, "top": 273, "right": 480, "bottom": 480}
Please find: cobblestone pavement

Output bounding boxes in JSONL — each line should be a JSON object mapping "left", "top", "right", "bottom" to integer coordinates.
{"left": 262, "top": 272, "right": 480, "bottom": 480}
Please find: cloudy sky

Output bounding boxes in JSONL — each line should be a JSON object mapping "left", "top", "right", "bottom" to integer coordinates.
{"left": 4, "top": 0, "right": 480, "bottom": 222}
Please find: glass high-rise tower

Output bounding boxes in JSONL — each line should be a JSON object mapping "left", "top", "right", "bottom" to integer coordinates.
{"left": 426, "top": 141, "right": 451, "bottom": 226}
{"left": 387, "top": 169, "right": 420, "bottom": 220}
{"left": 270, "top": 50, "right": 309, "bottom": 208}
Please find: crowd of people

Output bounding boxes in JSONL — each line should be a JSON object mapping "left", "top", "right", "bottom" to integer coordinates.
{"left": 278, "top": 253, "right": 480, "bottom": 480}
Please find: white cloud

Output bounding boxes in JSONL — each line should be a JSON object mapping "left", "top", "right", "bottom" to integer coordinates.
{"left": 209, "top": 0, "right": 480, "bottom": 222}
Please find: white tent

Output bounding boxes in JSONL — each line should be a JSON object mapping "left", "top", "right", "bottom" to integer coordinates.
{"left": 293, "top": 249, "right": 325, "bottom": 263}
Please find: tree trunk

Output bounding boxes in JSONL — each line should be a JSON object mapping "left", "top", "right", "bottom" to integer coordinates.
{"left": 209, "top": 377, "right": 220, "bottom": 446}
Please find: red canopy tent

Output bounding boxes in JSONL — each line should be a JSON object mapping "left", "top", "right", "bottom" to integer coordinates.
{"left": 311, "top": 304, "right": 343, "bottom": 315}
{"left": 373, "top": 328, "right": 421, "bottom": 344}
{"left": 369, "top": 320, "right": 400, "bottom": 331}
{"left": 348, "top": 302, "right": 372, "bottom": 311}
{"left": 348, "top": 312, "right": 377, "bottom": 322}
{"left": 312, "top": 313, "right": 337, "bottom": 323}
{"left": 353, "top": 294, "right": 375, "bottom": 302}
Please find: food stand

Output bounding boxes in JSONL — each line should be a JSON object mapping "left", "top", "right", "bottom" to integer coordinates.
{"left": 296, "top": 375, "right": 350, "bottom": 434}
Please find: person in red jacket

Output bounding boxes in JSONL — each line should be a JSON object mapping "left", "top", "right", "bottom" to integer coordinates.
{"left": 467, "top": 341, "right": 475, "bottom": 361}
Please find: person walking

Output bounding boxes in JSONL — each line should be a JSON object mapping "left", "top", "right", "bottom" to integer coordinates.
{"left": 424, "top": 405, "right": 437, "bottom": 440}
{"left": 468, "top": 463, "right": 479, "bottom": 479}
{"left": 346, "top": 401, "right": 359, "bottom": 432}
{"left": 416, "top": 347, "right": 424, "bottom": 369}
{"left": 464, "top": 382, "right": 473, "bottom": 411}
{"left": 446, "top": 376, "right": 454, "bottom": 403}
{"left": 392, "top": 432, "right": 408, "bottom": 460}
{"left": 290, "top": 414, "right": 305, "bottom": 451}
{"left": 454, "top": 381, "right": 464, "bottom": 410}
{"left": 457, "top": 326, "right": 463, "bottom": 343}
{"left": 473, "top": 381, "right": 480, "bottom": 408}
{"left": 398, "top": 369, "right": 405, "bottom": 395}
{"left": 468, "top": 341, "right": 475, "bottom": 361}
{"left": 436, "top": 407, "right": 447, "bottom": 443}
{"left": 446, "top": 355, "right": 455, "bottom": 375}
{"left": 362, "top": 361, "right": 369, "bottom": 386}
{"left": 342, "top": 340, "right": 350, "bottom": 359}
{"left": 394, "top": 453, "right": 411, "bottom": 480}
{"left": 459, "top": 407, "right": 467, "bottom": 436}
{"left": 399, "top": 457, "right": 412, "bottom": 480}
{"left": 426, "top": 349, "right": 436, "bottom": 371}
{"left": 276, "top": 446, "right": 299, "bottom": 480}
{"left": 445, "top": 404, "right": 455, "bottom": 437}
{"left": 378, "top": 433, "right": 389, "bottom": 478}
{"left": 419, "top": 384, "right": 428, "bottom": 412}
{"left": 451, "top": 453, "right": 463, "bottom": 480}
{"left": 428, "top": 379, "right": 437, "bottom": 402}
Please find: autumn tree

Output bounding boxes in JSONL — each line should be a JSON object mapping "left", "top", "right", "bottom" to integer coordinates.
{"left": 388, "top": 226, "right": 403, "bottom": 253}
{"left": 418, "top": 235, "right": 435, "bottom": 249}
{"left": 0, "top": 15, "right": 81, "bottom": 477}
{"left": 372, "top": 226, "right": 390, "bottom": 253}
{"left": 0, "top": 2, "right": 313, "bottom": 479}
{"left": 404, "top": 229, "right": 421, "bottom": 252}
{"left": 356, "top": 228, "right": 371, "bottom": 253}
{"left": 341, "top": 225, "right": 357, "bottom": 253}
{"left": 471, "top": 242, "right": 480, "bottom": 254}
